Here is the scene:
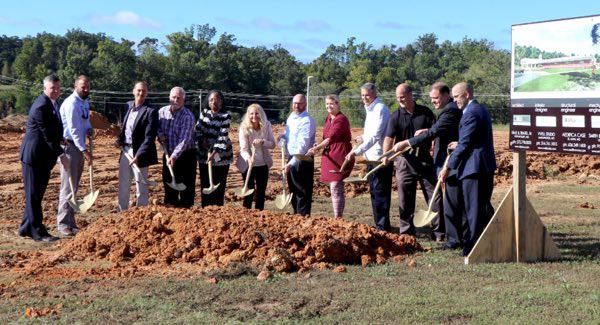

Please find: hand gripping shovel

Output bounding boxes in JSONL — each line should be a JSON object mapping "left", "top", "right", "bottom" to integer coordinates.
{"left": 161, "top": 144, "right": 186, "bottom": 191}
{"left": 344, "top": 148, "right": 410, "bottom": 183}
{"left": 77, "top": 137, "right": 99, "bottom": 214}
{"left": 236, "top": 147, "right": 255, "bottom": 197}
{"left": 414, "top": 153, "right": 452, "bottom": 227}
{"left": 122, "top": 149, "right": 157, "bottom": 187}
{"left": 202, "top": 152, "right": 220, "bottom": 194}
{"left": 275, "top": 141, "right": 292, "bottom": 209}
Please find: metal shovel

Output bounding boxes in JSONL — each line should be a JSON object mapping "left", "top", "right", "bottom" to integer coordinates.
{"left": 161, "top": 144, "right": 186, "bottom": 191}
{"left": 77, "top": 137, "right": 99, "bottom": 214}
{"left": 344, "top": 148, "right": 410, "bottom": 183}
{"left": 122, "top": 149, "right": 157, "bottom": 187}
{"left": 202, "top": 153, "right": 220, "bottom": 194}
{"left": 275, "top": 142, "right": 292, "bottom": 209}
{"left": 236, "top": 148, "right": 255, "bottom": 197}
{"left": 414, "top": 153, "right": 452, "bottom": 227}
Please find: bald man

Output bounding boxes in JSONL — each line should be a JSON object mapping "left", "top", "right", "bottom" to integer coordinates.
{"left": 439, "top": 82, "right": 496, "bottom": 257}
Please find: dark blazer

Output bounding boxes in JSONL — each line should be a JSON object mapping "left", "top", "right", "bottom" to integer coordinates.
{"left": 117, "top": 100, "right": 158, "bottom": 168}
{"left": 447, "top": 99, "right": 496, "bottom": 179}
{"left": 20, "top": 93, "right": 64, "bottom": 167}
{"left": 408, "top": 101, "right": 462, "bottom": 169}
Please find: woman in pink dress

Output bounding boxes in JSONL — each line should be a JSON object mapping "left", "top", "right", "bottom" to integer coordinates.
{"left": 307, "top": 94, "right": 353, "bottom": 218}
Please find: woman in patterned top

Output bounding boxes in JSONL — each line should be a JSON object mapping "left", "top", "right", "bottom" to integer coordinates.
{"left": 196, "top": 90, "right": 233, "bottom": 207}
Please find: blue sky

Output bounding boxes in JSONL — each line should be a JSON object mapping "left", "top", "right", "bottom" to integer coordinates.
{"left": 0, "top": 1, "right": 598, "bottom": 62}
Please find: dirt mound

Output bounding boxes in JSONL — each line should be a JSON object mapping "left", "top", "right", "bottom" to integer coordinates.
{"left": 90, "top": 110, "right": 120, "bottom": 136}
{"left": 0, "top": 114, "right": 27, "bottom": 132}
{"left": 54, "top": 206, "right": 421, "bottom": 273}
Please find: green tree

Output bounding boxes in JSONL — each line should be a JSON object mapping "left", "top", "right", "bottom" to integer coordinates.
{"left": 91, "top": 38, "right": 136, "bottom": 90}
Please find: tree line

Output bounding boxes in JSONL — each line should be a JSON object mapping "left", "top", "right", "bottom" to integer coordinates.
{"left": 0, "top": 24, "right": 511, "bottom": 123}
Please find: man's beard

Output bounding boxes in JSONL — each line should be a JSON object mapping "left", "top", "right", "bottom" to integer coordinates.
{"left": 78, "top": 91, "right": 89, "bottom": 99}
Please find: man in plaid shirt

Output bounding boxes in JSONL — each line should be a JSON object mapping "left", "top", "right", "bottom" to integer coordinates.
{"left": 158, "top": 87, "right": 197, "bottom": 207}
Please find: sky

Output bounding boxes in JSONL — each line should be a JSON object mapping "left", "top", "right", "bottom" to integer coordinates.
{"left": 0, "top": 1, "right": 598, "bottom": 62}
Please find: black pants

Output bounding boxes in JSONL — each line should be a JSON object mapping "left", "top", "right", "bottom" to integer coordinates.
{"left": 461, "top": 173, "right": 495, "bottom": 254}
{"left": 19, "top": 162, "right": 54, "bottom": 240}
{"left": 199, "top": 163, "right": 229, "bottom": 207}
{"left": 368, "top": 163, "right": 393, "bottom": 231}
{"left": 443, "top": 173, "right": 468, "bottom": 247}
{"left": 241, "top": 165, "right": 269, "bottom": 210}
{"left": 287, "top": 159, "right": 314, "bottom": 216}
{"left": 163, "top": 149, "right": 197, "bottom": 208}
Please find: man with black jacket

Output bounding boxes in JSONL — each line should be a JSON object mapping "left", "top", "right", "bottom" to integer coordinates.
{"left": 19, "top": 75, "right": 70, "bottom": 242}
{"left": 393, "top": 82, "right": 463, "bottom": 248}
{"left": 116, "top": 81, "right": 159, "bottom": 211}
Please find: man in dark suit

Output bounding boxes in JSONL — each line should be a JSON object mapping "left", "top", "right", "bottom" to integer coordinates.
{"left": 393, "top": 82, "right": 463, "bottom": 247}
{"left": 116, "top": 81, "right": 159, "bottom": 211}
{"left": 439, "top": 82, "right": 497, "bottom": 256}
{"left": 19, "top": 75, "right": 70, "bottom": 242}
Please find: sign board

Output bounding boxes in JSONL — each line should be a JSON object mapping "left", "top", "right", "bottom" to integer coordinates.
{"left": 510, "top": 15, "right": 600, "bottom": 154}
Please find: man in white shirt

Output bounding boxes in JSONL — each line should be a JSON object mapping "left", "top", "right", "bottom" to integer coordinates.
{"left": 57, "top": 75, "right": 93, "bottom": 236}
{"left": 346, "top": 83, "right": 392, "bottom": 231}
{"left": 281, "top": 94, "right": 316, "bottom": 216}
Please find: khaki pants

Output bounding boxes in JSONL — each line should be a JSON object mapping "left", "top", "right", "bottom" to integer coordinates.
{"left": 118, "top": 146, "right": 149, "bottom": 211}
{"left": 57, "top": 142, "right": 84, "bottom": 231}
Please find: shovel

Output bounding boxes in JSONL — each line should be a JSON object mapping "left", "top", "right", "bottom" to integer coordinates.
{"left": 160, "top": 144, "right": 186, "bottom": 191}
{"left": 414, "top": 153, "right": 452, "bottom": 227}
{"left": 329, "top": 142, "right": 361, "bottom": 174}
{"left": 122, "top": 149, "right": 157, "bottom": 187}
{"left": 236, "top": 147, "right": 255, "bottom": 197}
{"left": 202, "top": 152, "right": 220, "bottom": 194}
{"left": 275, "top": 141, "right": 292, "bottom": 209}
{"left": 66, "top": 172, "right": 82, "bottom": 213}
{"left": 344, "top": 148, "right": 411, "bottom": 183}
{"left": 77, "top": 136, "right": 99, "bottom": 214}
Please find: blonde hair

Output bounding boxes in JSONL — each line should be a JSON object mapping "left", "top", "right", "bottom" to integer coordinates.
{"left": 240, "top": 103, "right": 268, "bottom": 138}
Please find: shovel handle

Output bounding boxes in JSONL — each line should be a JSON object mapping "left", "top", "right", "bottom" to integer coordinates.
{"left": 364, "top": 149, "right": 406, "bottom": 179}
{"left": 425, "top": 153, "right": 452, "bottom": 213}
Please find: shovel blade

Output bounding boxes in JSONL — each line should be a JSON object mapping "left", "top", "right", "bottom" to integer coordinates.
{"left": 237, "top": 188, "right": 255, "bottom": 197}
{"left": 344, "top": 176, "right": 367, "bottom": 183}
{"left": 167, "top": 182, "right": 186, "bottom": 191}
{"left": 202, "top": 183, "right": 220, "bottom": 195}
{"left": 275, "top": 193, "right": 292, "bottom": 209}
{"left": 414, "top": 210, "right": 438, "bottom": 228}
{"left": 78, "top": 190, "right": 99, "bottom": 214}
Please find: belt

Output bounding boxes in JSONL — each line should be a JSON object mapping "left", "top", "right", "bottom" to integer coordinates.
{"left": 124, "top": 143, "right": 132, "bottom": 147}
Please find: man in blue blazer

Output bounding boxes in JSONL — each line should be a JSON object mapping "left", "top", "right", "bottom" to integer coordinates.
{"left": 19, "top": 75, "right": 70, "bottom": 242}
{"left": 439, "top": 82, "right": 496, "bottom": 256}
{"left": 116, "top": 81, "right": 159, "bottom": 211}
{"left": 393, "top": 82, "right": 463, "bottom": 247}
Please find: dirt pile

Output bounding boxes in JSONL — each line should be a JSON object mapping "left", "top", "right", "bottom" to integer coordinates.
{"left": 0, "top": 114, "right": 27, "bottom": 132}
{"left": 55, "top": 206, "right": 422, "bottom": 273}
{"left": 90, "top": 110, "right": 120, "bottom": 136}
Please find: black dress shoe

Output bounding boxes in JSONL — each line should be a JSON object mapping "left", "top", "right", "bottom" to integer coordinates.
{"left": 34, "top": 235, "right": 60, "bottom": 242}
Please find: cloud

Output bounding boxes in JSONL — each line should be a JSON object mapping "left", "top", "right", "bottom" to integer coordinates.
{"left": 375, "top": 22, "right": 414, "bottom": 30}
{"left": 294, "top": 20, "right": 331, "bottom": 32}
{"left": 91, "top": 11, "right": 161, "bottom": 29}
{"left": 251, "top": 17, "right": 286, "bottom": 30}
{"left": 440, "top": 22, "right": 465, "bottom": 30}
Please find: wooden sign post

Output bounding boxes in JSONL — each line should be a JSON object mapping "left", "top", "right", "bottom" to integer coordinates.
{"left": 465, "top": 150, "right": 561, "bottom": 264}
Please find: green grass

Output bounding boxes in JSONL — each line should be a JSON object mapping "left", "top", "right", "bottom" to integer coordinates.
{"left": 516, "top": 69, "right": 598, "bottom": 92}
{"left": 0, "top": 182, "right": 599, "bottom": 323}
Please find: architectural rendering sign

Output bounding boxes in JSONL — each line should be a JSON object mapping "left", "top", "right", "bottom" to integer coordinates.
{"left": 510, "top": 15, "right": 600, "bottom": 154}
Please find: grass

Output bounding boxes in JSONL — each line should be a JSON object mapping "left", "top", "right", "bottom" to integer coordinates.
{"left": 0, "top": 182, "right": 599, "bottom": 323}
{"left": 515, "top": 70, "right": 597, "bottom": 92}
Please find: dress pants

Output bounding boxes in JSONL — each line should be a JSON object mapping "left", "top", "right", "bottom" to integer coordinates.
{"left": 57, "top": 142, "right": 84, "bottom": 231}
{"left": 199, "top": 163, "right": 229, "bottom": 207}
{"left": 118, "top": 147, "right": 150, "bottom": 212}
{"left": 19, "top": 162, "right": 54, "bottom": 239}
{"left": 442, "top": 172, "right": 468, "bottom": 247}
{"left": 368, "top": 163, "right": 393, "bottom": 231}
{"left": 395, "top": 157, "right": 441, "bottom": 237}
{"left": 241, "top": 165, "right": 269, "bottom": 210}
{"left": 163, "top": 148, "right": 197, "bottom": 208}
{"left": 287, "top": 159, "right": 314, "bottom": 216}
{"left": 461, "top": 172, "right": 495, "bottom": 254}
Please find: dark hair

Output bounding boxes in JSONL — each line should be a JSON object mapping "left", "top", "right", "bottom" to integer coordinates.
{"left": 204, "top": 90, "right": 225, "bottom": 111}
